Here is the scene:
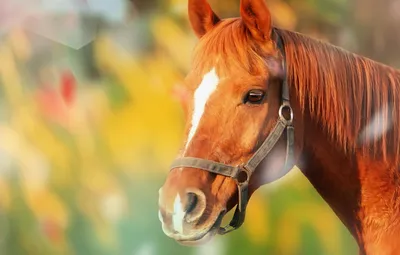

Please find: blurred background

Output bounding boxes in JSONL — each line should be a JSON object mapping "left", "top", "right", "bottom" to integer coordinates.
{"left": 0, "top": 0, "right": 399, "bottom": 254}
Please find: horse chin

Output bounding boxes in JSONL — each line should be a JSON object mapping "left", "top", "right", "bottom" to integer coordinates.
{"left": 176, "top": 228, "right": 219, "bottom": 246}
{"left": 176, "top": 210, "right": 225, "bottom": 247}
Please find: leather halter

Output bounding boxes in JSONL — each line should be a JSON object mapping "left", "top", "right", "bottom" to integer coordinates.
{"left": 169, "top": 29, "right": 295, "bottom": 235}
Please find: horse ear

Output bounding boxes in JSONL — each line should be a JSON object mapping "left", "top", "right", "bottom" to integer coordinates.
{"left": 188, "top": 0, "right": 220, "bottom": 38}
{"left": 240, "top": 0, "right": 272, "bottom": 41}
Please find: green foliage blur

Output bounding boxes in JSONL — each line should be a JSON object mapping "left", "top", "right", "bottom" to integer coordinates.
{"left": 0, "top": 0, "right": 398, "bottom": 254}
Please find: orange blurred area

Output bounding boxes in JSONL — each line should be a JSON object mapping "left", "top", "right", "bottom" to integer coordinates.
{"left": 0, "top": 0, "right": 398, "bottom": 254}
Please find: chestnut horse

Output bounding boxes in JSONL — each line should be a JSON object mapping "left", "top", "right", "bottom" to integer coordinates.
{"left": 158, "top": 0, "right": 400, "bottom": 254}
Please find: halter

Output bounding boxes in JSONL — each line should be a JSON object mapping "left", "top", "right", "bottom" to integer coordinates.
{"left": 169, "top": 29, "right": 295, "bottom": 235}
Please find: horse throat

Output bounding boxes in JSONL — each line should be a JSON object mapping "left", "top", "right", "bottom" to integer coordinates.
{"left": 298, "top": 114, "right": 365, "bottom": 249}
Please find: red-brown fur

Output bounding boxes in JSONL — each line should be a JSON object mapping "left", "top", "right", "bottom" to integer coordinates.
{"left": 278, "top": 29, "right": 400, "bottom": 254}
{"left": 158, "top": 0, "right": 400, "bottom": 253}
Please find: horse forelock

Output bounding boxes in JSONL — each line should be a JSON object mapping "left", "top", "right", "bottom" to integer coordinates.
{"left": 190, "top": 18, "right": 277, "bottom": 78}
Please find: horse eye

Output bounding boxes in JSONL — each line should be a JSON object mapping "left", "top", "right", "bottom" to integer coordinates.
{"left": 244, "top": 89, "right": 266, "bottom": 104}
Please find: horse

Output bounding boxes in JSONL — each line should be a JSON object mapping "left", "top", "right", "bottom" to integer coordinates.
{"left": 157, "top": 0, "right": 400, "bottom": 254}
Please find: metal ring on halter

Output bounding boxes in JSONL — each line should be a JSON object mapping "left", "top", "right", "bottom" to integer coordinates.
{"left": 279, "top": 103, "right": 293, "bottom": 124}
{"left": 235, "top": 166, "right": 251, "bottom": 185}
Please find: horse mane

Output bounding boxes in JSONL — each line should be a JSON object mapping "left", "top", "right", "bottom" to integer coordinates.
{"left": 191, "top": 18, "right": 400, "bottom": 165}
{"left": 277, "top": 29, "right": 400, "bottom": 164}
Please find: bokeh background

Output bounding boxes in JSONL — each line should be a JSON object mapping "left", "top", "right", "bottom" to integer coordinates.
{"left": 0, "top": 0, "right": 399, "bottom": 254}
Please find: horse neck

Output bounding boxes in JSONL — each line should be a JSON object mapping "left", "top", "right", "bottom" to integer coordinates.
{"left": 278, "top": 29, "right": 400, "bottom": 253}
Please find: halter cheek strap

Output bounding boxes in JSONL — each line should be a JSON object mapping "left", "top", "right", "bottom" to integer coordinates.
{"left": 169, "top": 29, "right": 295, "bottom": 235}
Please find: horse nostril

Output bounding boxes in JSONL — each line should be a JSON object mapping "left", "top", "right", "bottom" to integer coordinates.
{"left": 184, "top": 189, "right": 206, "bottom": 223}
{"left": 185, "top": 192, "right": 198, "bottom": 214}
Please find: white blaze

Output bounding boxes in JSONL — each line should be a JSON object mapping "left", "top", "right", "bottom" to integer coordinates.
{"left": 172, "top": 194, "right": 185, "bottom": 234}
{"left": 158, "top": 210, "right": 163, "bottom": 223}
{"left": 171, "top": 68, "right": 219, "bottom": 231}
{"left": 185, "top": 68, "right": 220, "bottom": 151}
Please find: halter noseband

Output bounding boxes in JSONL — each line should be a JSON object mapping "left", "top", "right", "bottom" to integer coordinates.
{"left": 169, "top": 29, "right": 295, "bottom": 235}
